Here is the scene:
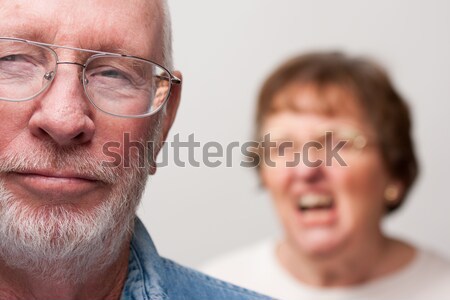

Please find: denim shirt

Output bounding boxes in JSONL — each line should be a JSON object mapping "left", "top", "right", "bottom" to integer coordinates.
{"left": 121, "top": 218, "right": 272, "bottom": 300}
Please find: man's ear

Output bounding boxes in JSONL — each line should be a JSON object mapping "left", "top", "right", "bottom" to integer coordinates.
{"left": 162, "top": 71, "right": 182, "bottom": 141}
{"left": 149, "top": 71, "right": 182, "bottom": 175}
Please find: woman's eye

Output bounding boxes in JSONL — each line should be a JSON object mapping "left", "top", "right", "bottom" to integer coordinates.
{"left": 314, "top": 135, "right": 327, "bottom": 146}
{"left": 270, "top": 141, "right": 296, "bottom": 157}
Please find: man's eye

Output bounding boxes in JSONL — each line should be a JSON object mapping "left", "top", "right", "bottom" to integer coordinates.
{"left": 99, "top": 69, "right": 128, "bottom": 79}
{"left": 0, "top": 55, "right": 25, "bottom": 62}
{"left": 1, "top": 55, "right": 16, "bottom": 61}
{"left": 0, "top": 54, "right": 39, "bottom": 73}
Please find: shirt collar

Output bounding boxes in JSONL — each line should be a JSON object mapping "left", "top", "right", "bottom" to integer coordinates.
{"left": 121, "top": 217, "right": 168, "bottom": 300}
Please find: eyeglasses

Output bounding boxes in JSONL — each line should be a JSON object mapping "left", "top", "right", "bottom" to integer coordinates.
{"left": 0, "top": 37, "right": 181, "bottom": 118}
{"left": 268, "top": 128, "right": 370, "bottom": 167}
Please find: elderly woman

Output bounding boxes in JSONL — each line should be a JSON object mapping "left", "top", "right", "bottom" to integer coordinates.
{"left": 202, "top": 53, "right": 450, "bottom": 299}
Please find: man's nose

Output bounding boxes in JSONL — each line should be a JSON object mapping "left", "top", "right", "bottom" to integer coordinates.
{"left": 28, "top": 67, "right": 95, "bottom": 146}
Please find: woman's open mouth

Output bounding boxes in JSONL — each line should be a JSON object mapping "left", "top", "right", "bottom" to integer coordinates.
{"left": 298, "top": 194, "right": 334, "bottom": 211}
{"left": 296, "top": 193, "right": 337, "bottom": 226}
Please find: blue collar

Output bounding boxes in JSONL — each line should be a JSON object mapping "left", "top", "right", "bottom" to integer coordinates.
{"left": 120, "top": 218, "right": 272, "bottom": 300}
{"left": 121, "top": 218, "right": 167, "bottom": 300}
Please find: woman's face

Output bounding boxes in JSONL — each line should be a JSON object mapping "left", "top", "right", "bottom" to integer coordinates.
{"left": 260, "top": 84, "right": 393, "bottom": 257}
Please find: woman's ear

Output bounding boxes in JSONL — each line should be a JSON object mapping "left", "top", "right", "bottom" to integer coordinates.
{"left": 384, "top": 180, "right": 404, "bottom": 205}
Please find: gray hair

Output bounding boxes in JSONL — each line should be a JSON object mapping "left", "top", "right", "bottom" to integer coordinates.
{"left": 160, "top": 0, "right": 174, "bottom": 71}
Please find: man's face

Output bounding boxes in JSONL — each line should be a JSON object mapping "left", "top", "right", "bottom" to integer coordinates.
{"left": 0, "top": 0, "right": 179, "bottom": 280}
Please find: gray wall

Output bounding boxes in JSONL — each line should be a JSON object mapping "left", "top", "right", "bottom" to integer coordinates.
{"left": 137, "top": 0, "right": 450, "bottom": 267}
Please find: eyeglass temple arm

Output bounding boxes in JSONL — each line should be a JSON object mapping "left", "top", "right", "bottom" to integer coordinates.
{"left": 156, "top": 74, "right": 181, "bottom": 84}
{"left": 171, "top": 76, "right": 181, "bottom": 84}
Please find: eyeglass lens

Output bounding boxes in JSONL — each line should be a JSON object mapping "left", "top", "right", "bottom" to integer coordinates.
{"left": 0, "top": 39, "right": 171, "bottom": 117}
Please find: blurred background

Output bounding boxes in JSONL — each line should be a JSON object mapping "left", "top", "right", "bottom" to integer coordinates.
{"left": 137, "top": 0, "right": 450, "bottom": 267}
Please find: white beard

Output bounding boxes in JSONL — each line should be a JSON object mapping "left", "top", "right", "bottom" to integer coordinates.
{"left": 0, "top": 133, "right": 155, "bottom": 283}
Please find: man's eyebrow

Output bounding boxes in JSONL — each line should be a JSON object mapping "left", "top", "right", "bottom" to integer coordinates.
{"left": 79, "top": 41, "right": 125, "bottom": 54}
{"left": 78, "top": 32, "right": 152, "bottom": 58}
{"left": 0, "top": 28, "right": 51, "bottom": 42}
{"left": 0, "top": 29, "right": 130, "bottom": 55}
{"left": 78, "top": 36, "right": 136, "bottom": 56}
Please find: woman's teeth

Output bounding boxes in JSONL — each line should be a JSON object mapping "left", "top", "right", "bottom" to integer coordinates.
{"left": 298, "top": 194, "right": 333, "bottom": 211}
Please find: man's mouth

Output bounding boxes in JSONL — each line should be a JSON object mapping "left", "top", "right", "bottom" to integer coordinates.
{"left": 298, "top": 194, "right": 334, "bottom": 211}
{"left": 4, "top": 170, "right": 103, "bottom": 200}
{"left": 14, "top": 169, "right": 100, "bottom": 182}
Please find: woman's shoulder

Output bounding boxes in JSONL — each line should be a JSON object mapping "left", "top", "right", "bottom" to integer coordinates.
{"left": 391, "top": 247, "right": 450, "bottom": 297}
{"left": 375, "top": 246, "right": 450, "bottom": 294}
{"left": 413, "top": 247, "right": 450, "bottom": 277}
{"left": 199, "top": 238, "right": 278, "bottom": 286}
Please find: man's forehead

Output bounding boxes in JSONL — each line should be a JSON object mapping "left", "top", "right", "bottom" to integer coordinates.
{"left": 0, "top": 0, "right": 163, "bottom": 59}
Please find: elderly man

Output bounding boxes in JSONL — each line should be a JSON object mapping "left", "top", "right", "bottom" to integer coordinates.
{"left": 0, "top": 1, "right": 269, "bottom": 299}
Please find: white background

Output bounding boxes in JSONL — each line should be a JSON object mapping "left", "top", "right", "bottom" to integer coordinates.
{"left": 137, "top": 0, "right": 450, "bottom": 267}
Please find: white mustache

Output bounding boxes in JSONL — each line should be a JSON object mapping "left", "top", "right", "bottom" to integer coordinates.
{"left": 0, "top": 143, "right": 122, "bottom": 185}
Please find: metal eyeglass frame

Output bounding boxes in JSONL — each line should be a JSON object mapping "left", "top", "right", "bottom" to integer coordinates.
{"left": 0, "top": 37, "right": 182, "bottom": 118}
